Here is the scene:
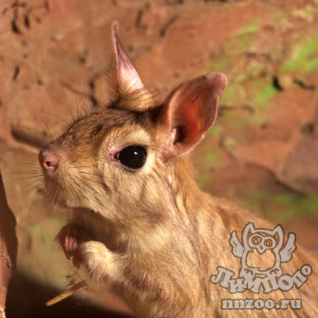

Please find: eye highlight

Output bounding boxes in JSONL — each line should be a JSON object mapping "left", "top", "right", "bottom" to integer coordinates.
{"left": 115, "top": 146, "right": 147, "bottom": 170}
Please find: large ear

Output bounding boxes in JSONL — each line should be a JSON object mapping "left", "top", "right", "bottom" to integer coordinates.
{"left": 161, "top": 72, "right": 227, "bottom": 158}
{"left": 109, "top": 22, "right": 151, "bottom": 110}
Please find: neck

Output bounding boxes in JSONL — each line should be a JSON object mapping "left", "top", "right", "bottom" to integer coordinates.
{"left": 120, "top": 157, "right": 204, "bottom": 250}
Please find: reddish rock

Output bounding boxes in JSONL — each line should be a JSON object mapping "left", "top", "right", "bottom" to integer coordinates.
{"left": 0, "top": 0, "right": 318, "bottom": 316}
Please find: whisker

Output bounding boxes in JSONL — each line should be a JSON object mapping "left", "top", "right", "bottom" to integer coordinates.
{"left": 11, "top": 172, "right": 43, "bottom": 177}
{"left": 74, "top": 87, "right": 91, "bottom": 120}
{"left": 12, "top": 164, "right": 42, "bottom": 170}
{"left": 49, "top": 93, "right": 77, "bottom": 126}
{"left": 31, "top": 108, "right": 56, "bottom": 143}
{"left": 20, "top": 181, "right": 43, "bottom": 195}
{"left": 40, "top": 111, "right": 71, "bottom": 129}
{"left": 11, "top": 126, "right": 47, "bottom": 149}
{"left": 4, "top": 175, "right": 43, "bottom": 184}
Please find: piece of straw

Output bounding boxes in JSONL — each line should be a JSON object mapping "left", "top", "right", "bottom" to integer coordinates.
{"left": 45, "top": 280, "right": 86, "bottom": 306}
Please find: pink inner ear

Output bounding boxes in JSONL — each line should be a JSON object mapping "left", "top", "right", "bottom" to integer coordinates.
{"left": 162, "top": 73, "right": 227, "bottom": 158}
{"left": 111, "top": 22, "right": 144, "bottom": 95}
{"left": 175, "top": 88, "right": 215, "bottom": 135}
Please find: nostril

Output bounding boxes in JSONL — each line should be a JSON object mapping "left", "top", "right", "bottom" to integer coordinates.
{"left": 39, "top": 151, "right": 59, "bottom": 172}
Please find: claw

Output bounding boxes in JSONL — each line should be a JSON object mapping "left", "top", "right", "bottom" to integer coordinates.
{"left": 56, "top": 224, "right": 94, "bottom": 271}
{"left": 72, "top": 247, "right": 84, "bottom": 269}
{"left": 56, "top": 224, "right": 84, "bottom": 261}
{"left": 63, "top": 235, "right": 78, "bottom": 259}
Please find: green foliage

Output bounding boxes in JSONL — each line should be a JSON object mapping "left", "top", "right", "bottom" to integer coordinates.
{"left": 254, "top": 84, "right": 279, "bottom": 107}
{"left": 203, "top": 153, "right": 222, "bottom": 169}
{"left": 197, "top": 174, "right": 208, "bottom": 189}
{"left": 238, "top": 18, "right": 261, "bottom": 34}
{"left": 224, "top": 18, "right": 261, "bottom": 55}
{"left": 32, "top": 224, "right": 52, "bottom": 249}
{"left": 236, "top": 189, "right": 318, "bottom": 221}
{"left": 281, "top": 34, "right": 318, "bottom": 74}
{"left": 273, "top": 194, "right": 318, "bottom": 218}
{"left": 211, "top": 56, "right": 234, "bottom": 73}
{"left": 207, "top": 124, "right": 224, "bottom": 137}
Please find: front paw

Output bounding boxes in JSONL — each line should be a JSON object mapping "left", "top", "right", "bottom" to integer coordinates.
{"left": 74, "top": 241, "right": 110, "bottom": 281}
{"left": 56, "top": 224, "right": 91, "bottom": 261}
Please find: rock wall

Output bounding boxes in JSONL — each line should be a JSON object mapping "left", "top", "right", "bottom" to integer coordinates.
{"left": 0, "top": 0, "right": 318, "bottom": 316}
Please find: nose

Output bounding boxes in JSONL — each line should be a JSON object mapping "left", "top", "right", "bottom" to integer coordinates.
{"left": 39, "top": 149, "right": 60, "bottom": 172}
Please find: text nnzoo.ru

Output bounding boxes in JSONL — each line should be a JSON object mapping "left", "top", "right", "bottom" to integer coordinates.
{"left": 221, "top": 298, "right": 302, "bottom": 310}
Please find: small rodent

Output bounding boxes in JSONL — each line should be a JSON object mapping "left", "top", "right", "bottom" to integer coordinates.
{"left": 39, "top": 22, "right": 318, "bottom": 317}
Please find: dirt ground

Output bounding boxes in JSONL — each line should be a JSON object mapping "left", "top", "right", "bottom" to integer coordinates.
{"left": 0, "top": 0, "right": 318, "bottom": 316}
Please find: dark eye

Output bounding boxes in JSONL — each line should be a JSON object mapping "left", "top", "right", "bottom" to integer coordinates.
{"left": 115, "top": 146, "right": 147, "bottom": 170}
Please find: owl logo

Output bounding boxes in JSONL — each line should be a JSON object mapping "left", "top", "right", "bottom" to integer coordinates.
{"left": 230, "top": 223, "right": 296, "bottom": 280}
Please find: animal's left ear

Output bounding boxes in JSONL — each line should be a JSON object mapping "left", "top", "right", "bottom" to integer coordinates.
{"left": 160, "top": 72, "right": 227, "bottom": 158}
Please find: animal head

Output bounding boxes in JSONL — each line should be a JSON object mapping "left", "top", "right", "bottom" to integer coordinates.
{"left": 39, "top": 22, "right": 227, "bottom": 230}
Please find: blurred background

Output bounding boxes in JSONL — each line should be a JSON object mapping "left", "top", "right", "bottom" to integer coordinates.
{"left": 0, "top": 0, "right": 318, "bottom": 316}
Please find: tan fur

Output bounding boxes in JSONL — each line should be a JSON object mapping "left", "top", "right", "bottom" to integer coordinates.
{"left": 39, "top": 23, "right": 318, "bottom": 317}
